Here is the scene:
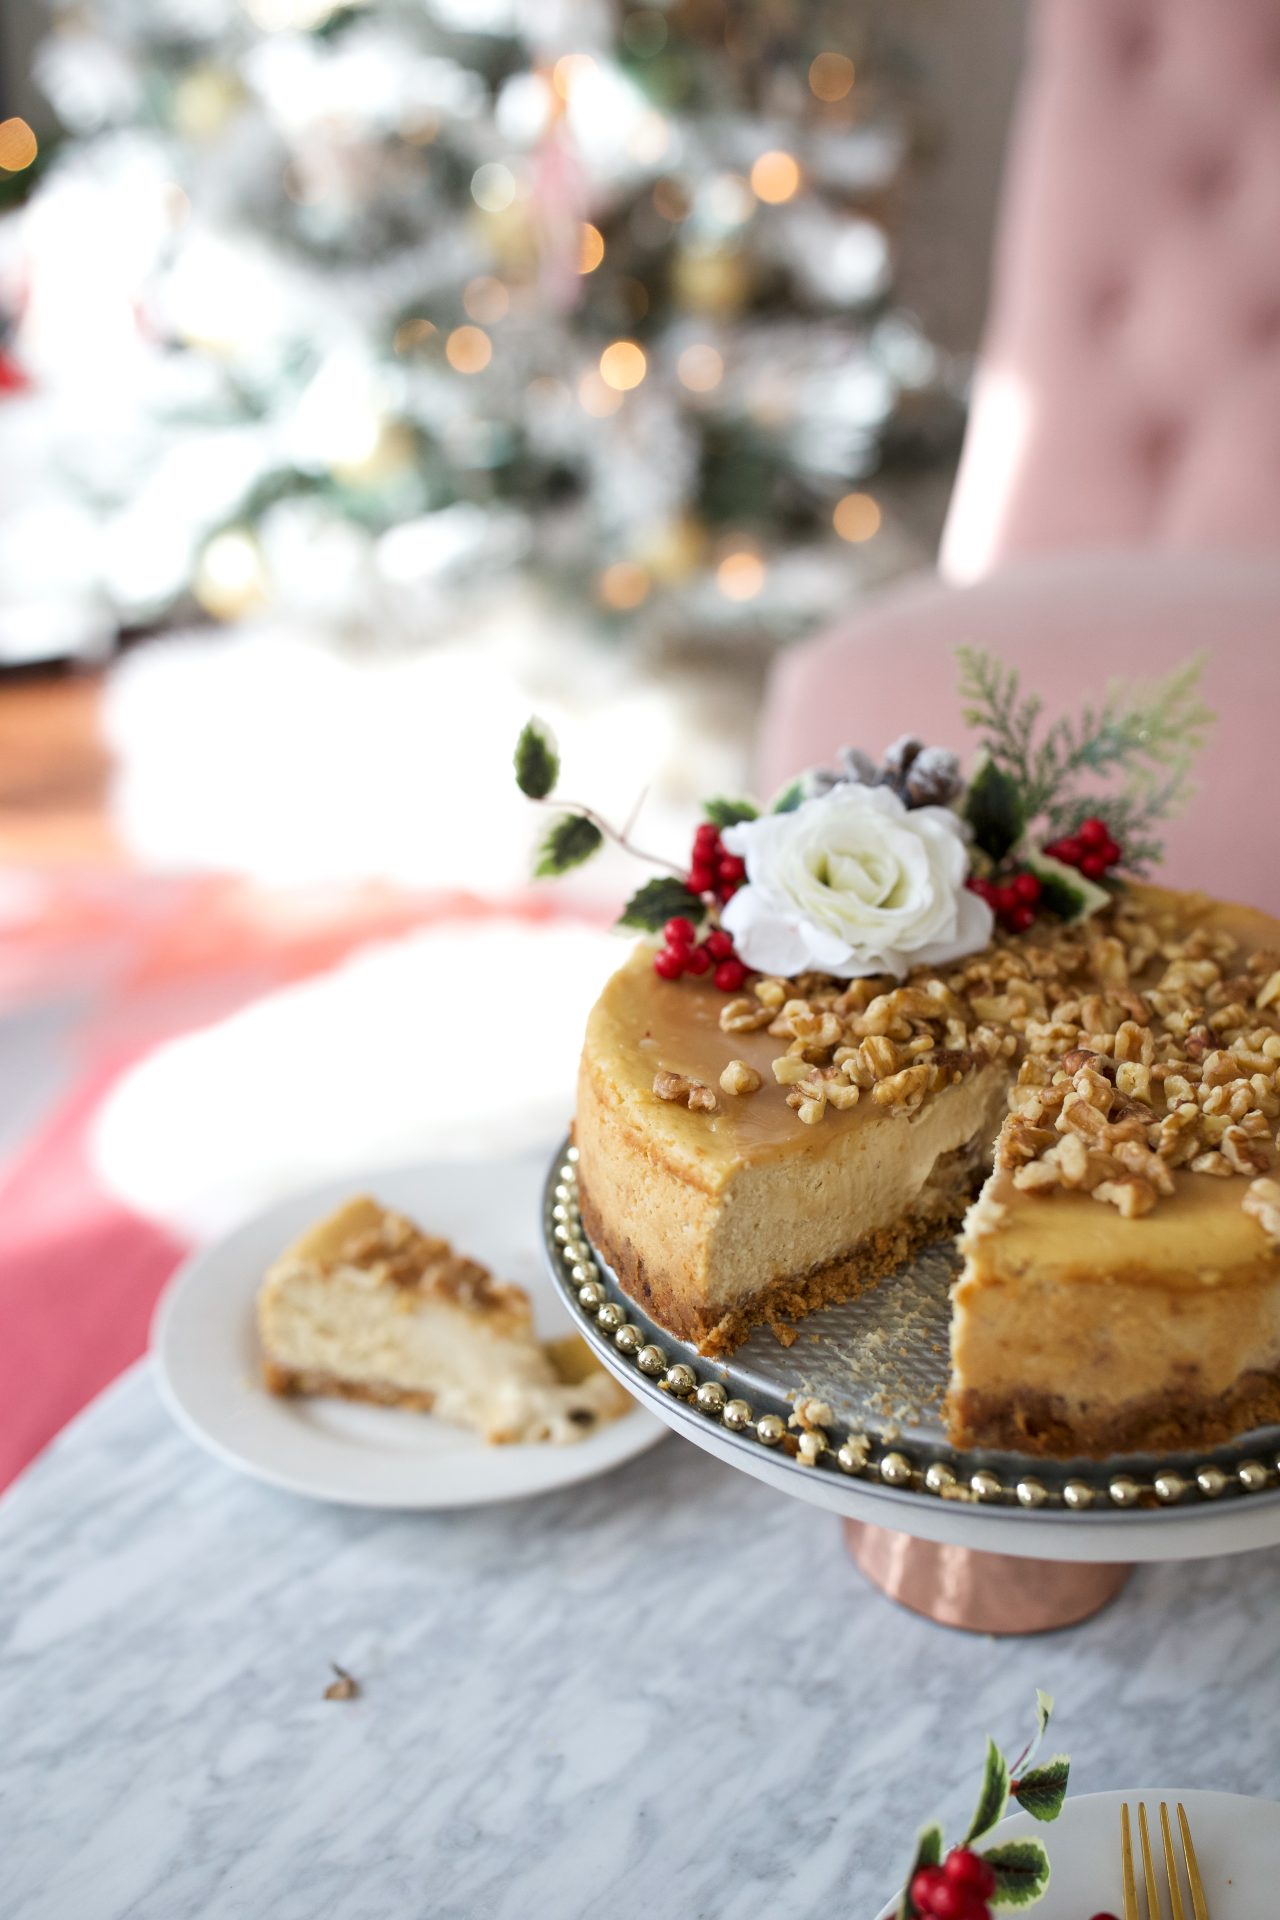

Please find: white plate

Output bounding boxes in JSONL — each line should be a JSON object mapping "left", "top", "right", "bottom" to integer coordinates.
{"left": 151, "top": 1150, "right": 664, "bottom": 1507}
{"left": 875, "top": 1789, "right": 1280, "bottom": 1919}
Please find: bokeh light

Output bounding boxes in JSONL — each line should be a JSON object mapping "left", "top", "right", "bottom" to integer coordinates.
{"left": 553, "top": 54, "right": 597, "bottom": 99}
{"left": 833, "top": 492, "right": 882, "bottom": 543}
{"left": 446, "top": 326, "right": 492, "bottom": 373}
{"left": 750, "top": 150, "right": 801, "bottom": 204}
{"left": 809, "top": 52, "right": 856, "bottom": 102}
{"left": 578, "top": 370, "right": 624, "bottom": 417}
{"left": 716, "top": 551, "right": 766, "bottom": 601}
{"left": 578, "top": 223, "right": 605, "bottom": 273}
{"left": 628, "top": 112, "right": 671, "bottom": 165}
{"left": 0, "top": 119, "right": 39, "bottom": 173}
{"left": 393, "top": 317, "right": 436, "bottom": 355}
{"left": 599, "top": 340, "right": 647, "bottom": 391}
{"left": 463, "top": 277, "right": 509, "bottom": 324}
{"left": 677, "top": 344, "right": 724, "bottom": 393}
{"left": 652, "top": 176, "right": 690, "bottom": 222}
{"left": 622, "top": 10, "right": 668, "bottom": 56}
{"left": 598, "top": 561, "right": 651, "bottom": 609}
{"left": 470, "top": 163, "right": 516, "bottom": 213}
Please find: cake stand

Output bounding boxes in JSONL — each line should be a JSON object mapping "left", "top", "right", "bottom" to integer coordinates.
{"left": 543, "top": 1143, "right": 1280, "bottom": 1634}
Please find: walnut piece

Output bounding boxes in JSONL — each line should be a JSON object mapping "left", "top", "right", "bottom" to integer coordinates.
{"left": 653, "top": 1070, "right": 717, "bottom": 1113}
{"left": 720, "top": 1059, "right": 763, "bottom": 1097}
{"left": 1243, "top": 1177, "right": 1280, "bottom": 1245}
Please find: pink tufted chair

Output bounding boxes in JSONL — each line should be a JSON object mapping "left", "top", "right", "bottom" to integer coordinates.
{"left": 761, "top": 0, "right": 1280, "bottom": 911}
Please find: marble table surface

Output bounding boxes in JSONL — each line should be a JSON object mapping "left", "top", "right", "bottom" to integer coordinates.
{"left": 4, "top": 1365, "right": 1280, "bottom": 1920}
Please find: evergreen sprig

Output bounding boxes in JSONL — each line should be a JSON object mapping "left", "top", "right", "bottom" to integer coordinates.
{"left": 956, "top": 648, "right": 1213, "bottom": 873}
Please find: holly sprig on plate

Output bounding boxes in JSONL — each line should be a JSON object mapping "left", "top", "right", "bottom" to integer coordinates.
{"left": 897, "top": 1692, "right": 1070, "bottom": 1918}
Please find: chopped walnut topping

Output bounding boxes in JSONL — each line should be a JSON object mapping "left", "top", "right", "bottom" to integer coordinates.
{"left": 720, "top": 1059, "right": 763, "bottom": 1097}
{"left": 653, "top": 1070, "right": 717, "bottom": 1113}
{"left": 719, "top": 997, "right": 772, "bottom": 1034}
{"left": 1243, "top": 1178, "right": 1280, "bottom": 1244}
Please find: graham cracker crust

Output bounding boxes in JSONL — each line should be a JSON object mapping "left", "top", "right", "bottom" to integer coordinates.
{"left": 577, "top": 1170, "right": 969, "bottom": 1357}
{"left": 262, "top": 1360, "right": 438, "bottom": 1413}
{"left": 948, "top": 1371, "right": 1280, "bottom": 1459}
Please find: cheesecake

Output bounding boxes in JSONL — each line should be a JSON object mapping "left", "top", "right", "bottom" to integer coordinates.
{"left": 259, "top": 1196, "right": 629, "bottom": 1444}
{"left": 576, "top": 885, "right": 1280, "bottom": 1455}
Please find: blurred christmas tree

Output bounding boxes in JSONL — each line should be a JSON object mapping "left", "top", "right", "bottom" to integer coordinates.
{"left": 0, "top": 0, "right": 962, "bottom": 662}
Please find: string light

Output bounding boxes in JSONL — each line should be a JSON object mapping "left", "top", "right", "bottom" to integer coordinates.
{"left": 677, "top": 344, "right": 724, "bottom": 393}
{"left": 393, "top": 317, "right": 436, "bottom": 355}
{"left": 598, "top": 561, "right": 651, "bottom": 609}
{"left": 463, "top": 277, "right": 509, "bottom": 324}
{"left": 0, "top": 118, "right": 38, "bottom": 172}
{"left": 579, "top": 223, "right": 605, "bottom": 273}
{"left": 629, "top": 112, "right": 670, "bottom": 165}
{"left": 705, "top": 173, "right": 754, "bottom": 229}
{"left": 809, "top": 52, "right": 855, "bottom": 102}
{"left": 716, "top": 550, "right": 766, "bottom": 601}
{"left": 599, "top": 340, "right": 647, "bottom": 391}
{"left": 750, "top": 150, "right": 800, "bottom": 204}
{"left": 446, "top": 326, "right": 492, "bottom": 373}
{"left": 652, "top": 176, "right": 690, "bottom": 222}
{"left": 470, "top": 163, "right": 516, "bottom": 213}
{"left": 833, "top": 492, "right": 881, "bottom": 542}
{"left": 578, "top": 370, "right": 623, "bottom": 417}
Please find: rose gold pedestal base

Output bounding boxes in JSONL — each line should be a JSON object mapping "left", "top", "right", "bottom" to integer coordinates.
{"left": 842, "top": 1519, "right": 1132, "bottom": 1634}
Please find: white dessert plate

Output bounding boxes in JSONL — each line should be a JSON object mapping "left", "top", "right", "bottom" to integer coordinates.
{"left": 151, "top": 1149, "right": 664, "bottom": 1507}
{"left": 874, "top": 1789, "right": 1280, "bottom": 1920}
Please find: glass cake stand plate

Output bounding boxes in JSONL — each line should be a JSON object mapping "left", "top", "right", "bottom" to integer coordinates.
{"left": 543, "top": 1142, "right": 1280, "bottom": 1566}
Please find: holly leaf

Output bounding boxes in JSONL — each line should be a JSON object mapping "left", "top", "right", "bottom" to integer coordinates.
{"left": 962, "top": 1737, "right": 1011, "bottom": 1847}
{"left": 895, "top": 1822, "right": 944, "bottom": 1920}
{"left": 533, "top": 812, "right": 603, "bottom": 877}
{"left": 1024, "top": 851, "right": 1110, "bottom": 923}
{"left": 963, "top": 752, "right": 1025, "bottom": 862}
{"left": 981, "top": 1838, "right": 1051, "bottom": 1909}
{"left": 703, "top": 796, "right": 759, "bottom": 829}
{"left": 514, "top": 717, "right": 560, "bottom": 800}
{"left": 770, "top": 778, "right": 806, "bottom": 814}
{"left": 1028, "top": 1690, "right": 1053, "bottom": 1765}
{"left": 617, "top": 876, "right": 705, "bottom": 933}
{"left": 1012, "top": 1756, "right": 1070, "bottom": 1824}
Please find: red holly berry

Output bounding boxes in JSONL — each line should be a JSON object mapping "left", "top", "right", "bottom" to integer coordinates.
{"left": 1012, "top": 872, "right": 1041, "bottom": 906}
{"left": 705, "top": 928, "right": 735, "bottom": 960}
{"left": 1006, "top": 903, "right": 1036, "bottom": 933}
{"left": 943, "top": 1848, "right": 997, "bottom": 1898}
{"left": 1079, "top": 851, "right": 1109, "bottom": 880}
{"left": 909, "top": 1866, "right": 948, "bottom": 1913}
{"left": 966, "top": 876, "right": 996, "bottom": 904}
{"left": 653, "top": 947, "right": 684, "bottom": 980}
{"left": 664, "top": 917, "right": 696, "bottom": 948}
{"left": 683, "top": 944, "right": 712, "bottom": 976}
{"left": 1078, "top": 816, "right": 1109, "bottom": 850}
{"left": 713, "top": 958, "right": 747, "bottom": 993}
{"left": 688, "top": 860, "right": 716, "bottom": 894}
{"left": 927, "top": 1883, "right": 990, "bottom": 1920}
{"left": 717, "top": 853, "right": 746, "bottom": 885}
{"left": 1054, "top": 836, "right": 1084, "bottom": 867}
{"left": 992, "top": 884, "right": 1017, "bottom": 917}
{"left": 1100, "top": 837, "right": 1121, "bottom": 867}
{"left": 1088, "top": 1913, "right": 1121, "bottom": 1920}
{"left": 694, "top": 821, "right": 721, "bottom": 852}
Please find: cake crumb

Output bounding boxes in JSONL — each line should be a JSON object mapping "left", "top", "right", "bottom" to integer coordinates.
{"left": 324, "top": 1663, "right": 360, "bottom": 1701}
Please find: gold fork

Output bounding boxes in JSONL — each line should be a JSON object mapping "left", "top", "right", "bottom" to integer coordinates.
{"left": 1120, "top": 1799, "right": 1212, "bottom": 1919}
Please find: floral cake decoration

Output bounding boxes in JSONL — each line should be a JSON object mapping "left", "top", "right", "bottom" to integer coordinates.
{"left": 514, "top": 647, "right": 1213, "bottom": 988}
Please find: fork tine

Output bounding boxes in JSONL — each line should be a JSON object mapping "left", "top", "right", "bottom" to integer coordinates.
{"left": 1177, "top": 1803, "right": 1212, "bottom": 1920}
{"left": 1139, "top": 1803, "right": 1165, "bottom": 1920}
{"left": 1159, "top": 1804, "right": 1187, "bottom": 1920}
{"left": 1121, "top": 1804, "right": 1141, "bottom": 1920}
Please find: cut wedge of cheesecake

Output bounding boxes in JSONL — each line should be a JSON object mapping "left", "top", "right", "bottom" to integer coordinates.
{"left": 576, "top": 885, "right": 1280, "bottom": 1456}
{"left": 258, "top": 1196, "right": 628, "bottom": 1445}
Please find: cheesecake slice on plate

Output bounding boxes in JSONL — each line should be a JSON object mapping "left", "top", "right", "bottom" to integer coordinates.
{"left": 258, "top": 1196, "right": 628, "bottom": 1444}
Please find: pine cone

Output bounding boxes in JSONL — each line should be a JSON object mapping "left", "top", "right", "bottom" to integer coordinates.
{"left": 903, "top": 745, "right": 963, "bottom": 809}
{"left": 836, "top": 745, "right": 879, "bottom": 786}
{"left": 879, "top": 735, "right": 923, "bottom": 788}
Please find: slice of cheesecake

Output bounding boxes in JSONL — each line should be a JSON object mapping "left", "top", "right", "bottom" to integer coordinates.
{"left": 258, "top": 1196, "right": 628, "bottom": 1444}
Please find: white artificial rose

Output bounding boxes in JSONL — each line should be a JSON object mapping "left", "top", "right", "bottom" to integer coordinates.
{"left": 720, "top": 784, "right": 993, "bottom": 980}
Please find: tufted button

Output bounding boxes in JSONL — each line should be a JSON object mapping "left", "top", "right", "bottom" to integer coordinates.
{"left": 1134, "top": 417, "right": 1185, "bottom": 479}
{"left": 1178, "top": 150, "right": 1235, "bottom": 208}
{"left": 1246, "top": 299, "right": 1280, "bottom": 350}
{"left": 1087, "top": 278, "right": 1130, "bottom": 332}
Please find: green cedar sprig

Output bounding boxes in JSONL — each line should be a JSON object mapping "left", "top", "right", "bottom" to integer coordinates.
{"left": 956, "top": 648, "right": 1213, "bottom": 874}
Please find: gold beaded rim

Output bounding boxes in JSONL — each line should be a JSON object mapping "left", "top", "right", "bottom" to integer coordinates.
{"left": 547, "top": 1148, "right": 1280, "bottom": 1519}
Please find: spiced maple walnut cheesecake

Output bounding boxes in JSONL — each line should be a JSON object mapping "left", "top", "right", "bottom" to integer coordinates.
{"left": 258, "top": 1197, "right": 628, "bottom": 1444}
{"left": 576, "top": 886, "right": 1280, "bottom": 1455}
